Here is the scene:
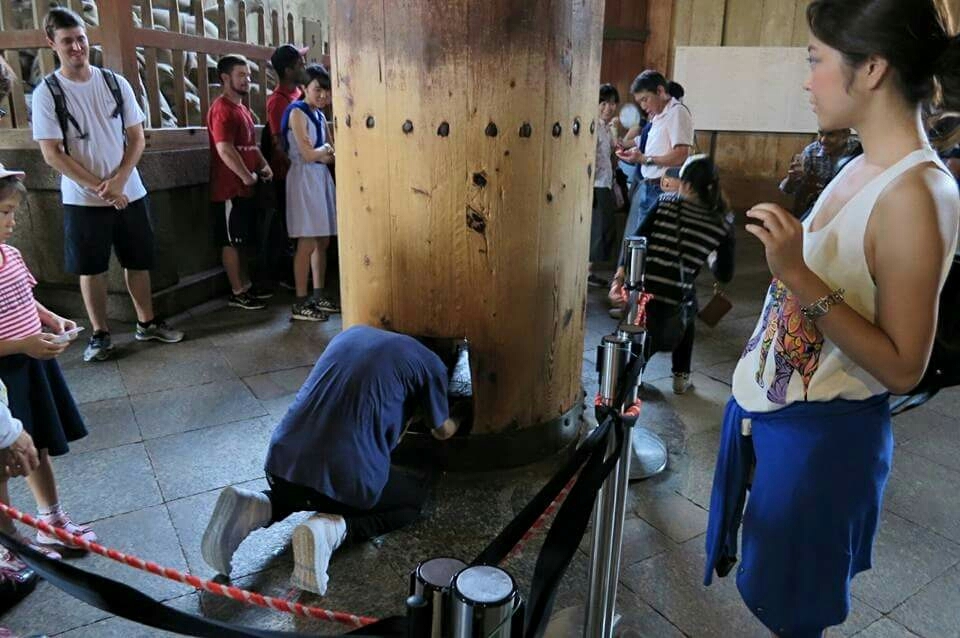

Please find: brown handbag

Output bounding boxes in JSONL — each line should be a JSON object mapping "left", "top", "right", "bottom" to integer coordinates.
{"left": 698, "top": 283, "right": 733, "bottom": 327}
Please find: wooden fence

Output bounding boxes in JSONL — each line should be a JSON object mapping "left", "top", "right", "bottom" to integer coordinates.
{"left": 0, "top": 0, "right": 329, "bottom": 146}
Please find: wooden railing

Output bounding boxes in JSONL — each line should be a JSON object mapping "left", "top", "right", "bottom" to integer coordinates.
{"left": 0, "top": 0, "right": 330, "bottom": 140}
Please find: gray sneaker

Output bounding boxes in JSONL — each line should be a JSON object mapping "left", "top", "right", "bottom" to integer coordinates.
{"left": 82, "top": 332, "right": 114, "bottom": 362}
{"left": 292, "top": 300, "right": 329, "bottom": 322}
{"left": 135, "top": 319, "right": 184, "bottom": 344}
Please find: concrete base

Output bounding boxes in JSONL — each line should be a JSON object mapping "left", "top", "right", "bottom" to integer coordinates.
{"left": 0, "top": 146, "right": 226, "bottom": 321}
{"left": 392, "top": 400, "right": 583, "bottom": 471}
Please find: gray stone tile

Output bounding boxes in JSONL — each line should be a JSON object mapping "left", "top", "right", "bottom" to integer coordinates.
{"left": 50, "top": 505, "right": 193, "bottom": 602}
{"left": 621, "top": 537, "right": 770, "bottom": 637}
{"left": 632, "top": 489, "right": 709, "bottom": 544}
{"left": 145, "top": 418, "right": 274, "bottom": 500}
{"left": 853, "top": 618, "right": 922, "bottom": 638}
{"left": 852, "top": 510, "right": 960, "bottom": 613}
{"left": 610, "top": 586, "right": 687, "bottom": 638}
{"left": 580, "top": 515, "right": 674, "bottom": 569}
{"left": 839, "top": 597, "right": 884, "bottom": 636}
{"left": 132, "top": 379, "right": 267, "bottom": 440}
{"left": 646, "top": 372, "right": 731, "bottom": 437}
{"left": 700, "top": 358, "right": 738, "bottom": 386}
{"left": 898, "top": 415, "right": 960, "bottom": 473}
{"left": 9, "top": 443, "right": 161, "bottom": 523}
{"left": 891, "top": 563, "right": 960, "bottom": 638}
{"left": 923, "top": 386, "right": 960, "bottom": 420}
{"left": 208, "top": 320, "right": 331, "bottom": 377}
{"left": 672, "top": 428, "right": 722, "bottom": 511}
{"left": 71, "top": 396, "right": 141, "bottom": 455}
{"left": 0, "top": 577, "right": 111, "bottom": 636}
{"left": 61, "top": 361, "right": 128, "bottom": 404}
{"left": 55, "top": 594, "right": 201, "bottom": 637}
{"left": 242, "top": 366, "right": 313, "bottom": 401}
{"left": 884, "top": 449, "right": 960, "bottom": 544}
{"left": 166, "top": 478, "right": 308, "bottom": 581}
{"left": 118, "top": 337, "right": 236, "bottom": 395}
{"left": 891, "top": 405, "right": 954, "bottom": 447}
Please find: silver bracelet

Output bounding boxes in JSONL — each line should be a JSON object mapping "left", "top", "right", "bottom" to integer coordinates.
{"left": 800, "top": 288, "right": 845, "bottom": 321}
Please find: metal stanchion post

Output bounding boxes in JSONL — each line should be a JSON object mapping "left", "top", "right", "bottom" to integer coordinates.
{"left": 619, "top": 236, "right": 668, "bottom": 481}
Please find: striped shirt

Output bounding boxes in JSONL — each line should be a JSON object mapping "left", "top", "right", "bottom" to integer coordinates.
{"left": 632, "top": 193, "right": 734, "bottom": 305}
{"left": 0, "top": 245, "right": 42, "bottom": 340}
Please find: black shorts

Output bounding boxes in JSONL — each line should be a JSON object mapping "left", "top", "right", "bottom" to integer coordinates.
{"left": 63, "top": 196, "right": 155, "bottom": 275}
{"left": 211, "top": 196, "right": 259, "bottom": 248}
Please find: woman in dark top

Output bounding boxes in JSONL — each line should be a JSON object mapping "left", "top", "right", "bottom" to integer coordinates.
{"left": 610, "top": 154, "right": 735, "bottom": 394}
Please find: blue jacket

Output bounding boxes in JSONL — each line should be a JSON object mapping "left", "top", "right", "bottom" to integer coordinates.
{"left": 704, "top": 394, "right": 892, "bottom": 637}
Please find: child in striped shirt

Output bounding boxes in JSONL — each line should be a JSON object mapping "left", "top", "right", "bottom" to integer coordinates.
{"left": 0, "top": 164, "right": 95, "bottom": 563}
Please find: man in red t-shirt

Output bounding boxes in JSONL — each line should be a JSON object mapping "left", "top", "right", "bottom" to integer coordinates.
{"left": 208, "top": 54, "right": 273, "bottom": 310}
{"left": 264, "top": 44, "right": 307, "bottom": 287}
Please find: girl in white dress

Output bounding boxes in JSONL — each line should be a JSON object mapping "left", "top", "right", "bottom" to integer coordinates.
{"left": 281, "top": 64, "right": 337, "bottom": 321}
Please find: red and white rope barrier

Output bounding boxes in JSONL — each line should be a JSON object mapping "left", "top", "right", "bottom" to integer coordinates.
{"left": 0, "top": 502, "right": 377, "bottom": 628}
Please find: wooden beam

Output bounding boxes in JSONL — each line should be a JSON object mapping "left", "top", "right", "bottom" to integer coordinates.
{"left": 194, "top": 0, "right": 210, "bottom": 124}
{"left": 140, "top": 0, "right": 163, "bottom": 129}
{"left": 97, "top": 0, "right": 141, "bottom": 102}
{"left": 132, "top": 26, "right": 273, "bottom": 61}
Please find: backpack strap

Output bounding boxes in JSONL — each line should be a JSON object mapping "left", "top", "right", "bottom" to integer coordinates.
{"left": 100, "top": 68, "right": 127, "bottom": 146}
{"left": 280, "top": 101, "right": 324, "bottom": 154}
{"left": 43, "top": 72, "right": 82, "bottom": 156}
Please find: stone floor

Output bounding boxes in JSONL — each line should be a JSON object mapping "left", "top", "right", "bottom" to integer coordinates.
{"left": 3, "top": 235, "right": 960, "bottom": 637}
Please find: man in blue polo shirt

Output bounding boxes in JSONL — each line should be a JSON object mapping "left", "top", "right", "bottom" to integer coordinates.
{"left": 201, "top": 325, "right": 458, "bottom": 594}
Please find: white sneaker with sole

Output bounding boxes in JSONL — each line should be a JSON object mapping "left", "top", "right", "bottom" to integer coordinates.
{"left": 290, "top": 513, "right": 347, "bottom": 595}
{"left": 201, "top": 486, "right": 272, "bottom": 576}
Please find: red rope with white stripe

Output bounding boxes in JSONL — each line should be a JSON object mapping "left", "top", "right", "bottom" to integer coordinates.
{"left": 0, "top": 502, "right": 377, "bottom": 628}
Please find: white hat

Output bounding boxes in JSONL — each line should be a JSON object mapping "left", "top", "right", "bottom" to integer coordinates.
{"left": 0, "top": 163, "right": 24, "bottom": 180}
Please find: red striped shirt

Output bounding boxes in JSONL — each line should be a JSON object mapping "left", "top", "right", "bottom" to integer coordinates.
{"left": 0, "top": 245, "right": 42, "bottom": 341}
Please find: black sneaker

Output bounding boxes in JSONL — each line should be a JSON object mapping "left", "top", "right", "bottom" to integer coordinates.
{"left": 587, "top": 274, "right": 609, "bottom": 288}
{"left": 228, "top": 292, "right": 266, "bottom": 310}
{"left": 292, "top": 301, "right": 329, "bottom": 322}
{"left": 312, "top": 297, "right": 340, "bottom": 314}
{"left": 82, "top": 332, "right": 114, "bottom": 362}
{"left": 246, "top": 286, "right": 274, "bottom": 300}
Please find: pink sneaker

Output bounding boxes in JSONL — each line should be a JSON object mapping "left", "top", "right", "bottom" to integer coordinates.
{"left": 12, "top": 533, "right": 61, "bottom": 561}
{"left": 36, "top": 509, "right": 96, "bottom": 549}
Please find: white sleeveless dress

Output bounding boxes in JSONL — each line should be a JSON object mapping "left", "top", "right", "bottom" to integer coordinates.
{"left": 732, "top": 145, "right": 959, "bottom": 413}
{"left": 284, "top": 108, "right": 337, "bottom": 238}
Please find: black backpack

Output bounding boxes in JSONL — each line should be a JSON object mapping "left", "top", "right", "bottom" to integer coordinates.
{"left": 43, "top": 68, "right": 125, "bottom": 155}
{"left": 891, "top": 253, "right": 960, "bottom": 414}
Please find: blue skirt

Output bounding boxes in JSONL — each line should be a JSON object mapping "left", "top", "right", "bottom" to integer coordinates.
{"left": 0, "top": 354, "right": 86, "bottom": 456}
{"left": 704, "top": 394, "right": 892, "bottom": 637}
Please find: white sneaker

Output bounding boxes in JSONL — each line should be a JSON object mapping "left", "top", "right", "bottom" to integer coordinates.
{"left": 672, "top": 372, "right": 693, "bottom": 395}
{"left": 201, "top": 486, "right": 272, "bottom": 576}
{"left": 290, "top": 513, "right": 347, "bottom": 595}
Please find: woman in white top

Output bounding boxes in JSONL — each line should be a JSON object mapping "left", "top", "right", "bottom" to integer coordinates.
{"left": 704, "top": 1, "right": 960, "bottom": 635}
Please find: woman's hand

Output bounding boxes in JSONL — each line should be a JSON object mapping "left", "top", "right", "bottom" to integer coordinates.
{"left": 317, "top": 143, "right": 335, "bottom": 165}
{"left": 615, "top": 148, "right": 643, "bottom": 164}
{"left": 19, "top": 333, "right": 69, "bottom": 359}
{"left": 45, "top": 315, "right": 77, "bottom": 335}
{"left": 745, "top": 203, "right": 809, "bottom": 285}
{"left": 0, "top": 431, "right": 39, "bottom": 478}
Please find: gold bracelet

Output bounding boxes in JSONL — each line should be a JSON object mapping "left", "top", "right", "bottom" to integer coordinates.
{"left": 800, "top": 288, "right": 845, "bottom": 321}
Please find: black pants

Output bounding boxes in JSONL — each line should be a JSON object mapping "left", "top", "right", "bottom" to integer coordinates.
{"left": 264, "top": 469, "right": 431, "bottom": 542}
{"left": 644, "top": 300, "right": 696, "bottom": 374}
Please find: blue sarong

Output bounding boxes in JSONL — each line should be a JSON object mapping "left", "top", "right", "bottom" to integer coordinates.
{"left": 704, "top": 394, "right": 892, "bottom": 637}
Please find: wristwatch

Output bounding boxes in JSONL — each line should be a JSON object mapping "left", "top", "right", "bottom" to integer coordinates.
{"left": 644, "top": 156, "right": 655, "bottom": 166}
{"left": 800, "top": 288, "right": 845, "bottom": 321}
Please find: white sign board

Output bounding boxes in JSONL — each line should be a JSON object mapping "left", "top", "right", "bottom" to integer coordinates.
{"left": 673, "top": 46, "right": 819, "bottom": 134}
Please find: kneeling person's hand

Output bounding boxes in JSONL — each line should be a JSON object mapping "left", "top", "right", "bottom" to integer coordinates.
{"left": 431, "top": 417, "right": 459, "bottom": 441}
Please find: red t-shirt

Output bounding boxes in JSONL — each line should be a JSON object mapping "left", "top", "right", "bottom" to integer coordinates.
{"left": 0, "top": 245, "right": 42, "bottom": 341}
{"left": 266, "top": 84, "right": 302, "bottom": 180}
{"left": 208, "top": 95, "right": 260, "bottom": 202}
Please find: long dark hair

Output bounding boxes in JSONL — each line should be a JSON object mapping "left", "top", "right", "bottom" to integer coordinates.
{"left": 679, "top": 155, "right": 727, "bottom": 215}
{"left": 807, "top": 0, "right": 960, "bottom": 147}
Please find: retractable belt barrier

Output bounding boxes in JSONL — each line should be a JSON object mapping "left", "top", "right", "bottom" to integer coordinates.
{"left": 0, "top": 351, "right": 644, "bottom": 638}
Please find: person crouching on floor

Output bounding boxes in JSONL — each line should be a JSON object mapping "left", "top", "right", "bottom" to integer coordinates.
{"left": 201, "top": 325, "right": 459, "bottom": 594}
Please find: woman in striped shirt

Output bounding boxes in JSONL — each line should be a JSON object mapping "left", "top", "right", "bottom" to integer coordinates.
{"left": 611, "top": 155, "right": 736, "bottom": 394}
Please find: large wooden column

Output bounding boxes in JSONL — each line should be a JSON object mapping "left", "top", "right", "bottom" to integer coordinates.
{"left": 331, "top": 0, "right": 604, "bottom": 467}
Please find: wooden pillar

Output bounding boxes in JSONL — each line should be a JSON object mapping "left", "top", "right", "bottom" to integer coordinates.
{"left": 331, "top": 0, "right": 605, "bottom": 467}
{"left": 96, "top": 0, "right": 141, "bottom": 104}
